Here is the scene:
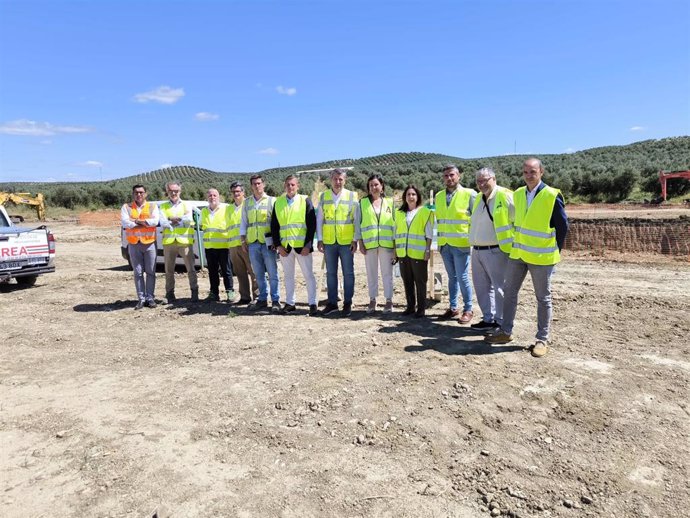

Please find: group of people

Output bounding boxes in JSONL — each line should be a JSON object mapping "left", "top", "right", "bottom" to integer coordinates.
{"left": 121, "top": 158, "right": 568, "bottom": 357}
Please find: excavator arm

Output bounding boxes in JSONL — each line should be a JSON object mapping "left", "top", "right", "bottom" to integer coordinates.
{"left": 0, "top": 192, "right": 46, "bottom": 221}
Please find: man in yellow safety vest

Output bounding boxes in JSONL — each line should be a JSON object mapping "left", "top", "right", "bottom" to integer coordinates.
{"left": 228, "top": 182, "right": 257, "bottom": 305}
{"left": 485, "top": 158, "right": 569, "bottom": 358}
{"left": 468, "top": 168, "right": 514, "bottom": 330}
{"left": 317, "top": 168, "right": 358, "bottom": 317}
{"left": 159, "top": 181, "right": 199, "bottom": 304}
{"left": 435, "top": 164, "right": 477, "bottom": 324}
{"left": 200, "top": 188, "right": 235, "bottom": 303}
{"left": 271, "top": 175, "right": 318, "bottom": 316}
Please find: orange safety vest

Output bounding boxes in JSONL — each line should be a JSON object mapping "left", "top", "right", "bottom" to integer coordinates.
{"left": 125, "top": 202, "right": 156, "bottom": 244}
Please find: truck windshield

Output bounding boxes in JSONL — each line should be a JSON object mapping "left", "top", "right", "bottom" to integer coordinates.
{"left": 0, "top": 211, "right": 10, "bottom": 228}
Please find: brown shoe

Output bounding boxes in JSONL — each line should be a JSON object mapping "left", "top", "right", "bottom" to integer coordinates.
{"left": 458, "top": 310, "right": 474, "bottom": 324}
{"left": 530, "top": 340, "right": 549, "bottom": 357}
{"left": 438, "top": 308, "right": 460, "bottom": 320}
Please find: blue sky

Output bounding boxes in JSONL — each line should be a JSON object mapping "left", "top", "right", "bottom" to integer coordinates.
{"left": 1, "top": 0, "right": 688, "bottom": 182}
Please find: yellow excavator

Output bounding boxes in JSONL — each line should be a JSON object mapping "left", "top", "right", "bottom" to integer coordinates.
{"left": 0, "top": 192, "right": 46, "bottom": 221}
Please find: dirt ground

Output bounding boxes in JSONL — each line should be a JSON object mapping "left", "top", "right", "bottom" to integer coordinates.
{"left": 2, "top": 222, "right": 689, "bottom": 518}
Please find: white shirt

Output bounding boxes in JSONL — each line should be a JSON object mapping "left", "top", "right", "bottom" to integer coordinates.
{"left": 469, "top": 186, "right": 515, "bottom": 246}
{"left": 120, "top": 201, "right": 160, "bottom": 229}
{"left": 526, "top": 181, "right": 544, "bottom": 208}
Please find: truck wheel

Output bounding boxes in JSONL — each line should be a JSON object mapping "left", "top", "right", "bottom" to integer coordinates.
{"left": 16, "top": 275, "right": 38, "bottom": 287}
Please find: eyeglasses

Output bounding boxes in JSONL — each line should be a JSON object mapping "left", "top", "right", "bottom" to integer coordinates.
{"left": 231, "top": 190, "right": 243, "bottom": 194}
{"left": 134, "top": 191, "right": 146, "bottom": 194}
{"left": 168, "top": 190, "right": 180, "bottom": 194}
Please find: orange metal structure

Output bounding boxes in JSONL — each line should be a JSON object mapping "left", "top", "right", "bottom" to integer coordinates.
{"left": 659, "top": 170, "right": 690, "bottom": 201}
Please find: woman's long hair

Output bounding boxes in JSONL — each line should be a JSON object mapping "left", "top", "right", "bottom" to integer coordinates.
{"left": 399, "top": 184, "right": 423, "bottom": 212}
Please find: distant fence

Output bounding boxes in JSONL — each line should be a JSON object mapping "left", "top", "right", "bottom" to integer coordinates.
{"left": 566, "top": 218, "right": 690, "bottom": 257}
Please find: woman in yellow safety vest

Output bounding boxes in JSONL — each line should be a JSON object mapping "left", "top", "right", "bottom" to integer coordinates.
{"left": 355, "top": 173, "right": 396, "bottom": 314}
{"left": 394, "top": 185, "right": 434, "bottom": 318}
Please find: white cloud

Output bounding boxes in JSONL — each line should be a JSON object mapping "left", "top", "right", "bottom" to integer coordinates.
{"left": 133, "top": 86, "right": 185, "bottom": 104}
{"left": 78, "top": 160, "right": 103, "bottom": 167}
{"left": 194, "top": 112, "right": 219, "bottom": 121}
{"left": 159, "top": 163, "right": 173, "bottom": 169}
{"left": 629, "top": 125, "right": 645, "bottom": 132}
{"left": 564, "top": 147, "right": 575, "bottom": 154}
{"left": 0, "top": 119, "right": 93, "bottom": 136}
{"left": 276, "top": 85, "right": 297, "bottom": 96}
{"left": 258, "top": 147, "right": 279, "bottom": 155}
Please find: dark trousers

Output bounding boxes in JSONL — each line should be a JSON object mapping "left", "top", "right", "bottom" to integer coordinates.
{"left": 399, "top": 257, "right": 428, "bottom": 311}
{"left": 205, "top": 248, "right": 234, "bottom": 294}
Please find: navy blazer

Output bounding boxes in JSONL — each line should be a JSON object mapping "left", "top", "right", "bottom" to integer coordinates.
{"left": 532, "top": 182, "right": 569, "bottom": 251}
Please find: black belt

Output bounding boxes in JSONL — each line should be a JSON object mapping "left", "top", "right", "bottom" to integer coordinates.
{"left": 473, "top": 245, "right": 499, "bottom": 250}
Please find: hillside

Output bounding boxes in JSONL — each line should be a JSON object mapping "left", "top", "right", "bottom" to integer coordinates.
{"left": 1, "top": 137, "right": 689, "bottom": 209}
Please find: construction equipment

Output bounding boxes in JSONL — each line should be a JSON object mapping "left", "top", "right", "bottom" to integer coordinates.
{"left": 0, "top": 192, "right": 46, "bottom": 221}
{"left": 659, "top": 170, "right": 690, "bottom": 201}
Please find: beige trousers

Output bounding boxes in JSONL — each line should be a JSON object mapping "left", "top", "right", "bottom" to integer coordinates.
{"left": 230, "top": 246, "right": 258, "bottom": 301}
{"left": 163, "top": 243, "right": 198, "bottom": 294}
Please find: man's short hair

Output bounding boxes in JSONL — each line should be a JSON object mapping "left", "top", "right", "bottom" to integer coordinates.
{"left": 442, "top": 163, "right": 460, "bottom": 173}
{"left": 165, "top": 180, "right": 181, "bottom": 190}
{"left": 250, "top": 174, "right": 263, "bottom": 184}
{"left": 475, "top": 167, "right": 496, "bottom": 179}
{"left": 524, "top": 157, "right": 544, "bottom": 171}
{"left": 331, "top": 168, "right": 348, "bottom": 177}
{"left": 284, "top": 174, "right": 299, "bottom": 183}
{"left": 132, "top": 184, "right": 146, "bottom": 192}
{"left": 230, "top": 181, "right": 243, "bottom": 192}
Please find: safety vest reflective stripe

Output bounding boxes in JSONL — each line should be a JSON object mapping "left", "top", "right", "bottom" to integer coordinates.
{"left": 275, "top": 195, "right": 307, "bottom": 248}
{"left": 201, "top": 205, "right": 232, "bottom": 249}
{"left": 514, "top": 226, "right": 555, "bottom": 239}
{"left": 509, "top": 186, "right": 561, "bottom": 265}
{"left": 394, "top": 208, "right": 432, "bottom": 260}
{"left": 321, "top": 189, "right": 357, "bottom": 245}
{"left": 161, "top": 201, "right": 194, "bottom": 245}
{"left": 125, "top": 202, "right": 156, "bottom": 244}
{"left": 512, "top": 242, "right": 559, "bottom": 254}
{"left": 435, "top": 189, "right": 472, "bottom": 248}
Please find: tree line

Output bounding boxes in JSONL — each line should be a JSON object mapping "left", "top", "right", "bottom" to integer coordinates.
{"left": 1, "top": 137, "right": 688, "bottom": 210}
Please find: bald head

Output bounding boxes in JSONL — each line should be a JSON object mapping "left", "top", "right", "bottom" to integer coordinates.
{"left": 522, "top": 158, "right": 544, "bottom": 191}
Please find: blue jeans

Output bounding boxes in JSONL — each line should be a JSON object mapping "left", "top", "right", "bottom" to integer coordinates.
{"left": 324, "top": 244, "right": 355, "bottom": 305}
{"left": 248, "top": 242, "right": 280, "bottom": 303}
{"left": 440, "top": 244, "right": 472, "bottom": 312}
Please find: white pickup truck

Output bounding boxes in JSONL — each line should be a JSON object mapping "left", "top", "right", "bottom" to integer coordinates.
{"left": 0, "top": 205, "right": 56, "bottom": 286}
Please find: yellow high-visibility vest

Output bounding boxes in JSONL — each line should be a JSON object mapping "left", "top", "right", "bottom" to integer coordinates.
{"left": 160, "top": 201, "right": 194, "bottom": 245}
{"left": 471, "top": 187, "right": 514, "bottom": 254}
{"left": 360, "top": 197, "right": 395, "bottom": 249}
{"left": 435, "top": 188, "right": 472, "bottom": 248}
{"left": 320, "top": 189, "right": 357, "bottom": 245}
{"left": 245, "top": 195, "right": 272, "bottom": 244}
{"left": 200, "top": 204, "right": 231, "bottom": 249}
{"left": 510, "top": 186, "right": 561, "bottom": 265}
{"left": 275, "top": 194, "right": 307, "bottom": 249}
{"left": 395, "top": 207, "right": 433, "bottom": 260}
{"left": 227, "top": 203, "right": 242, "bottom": 248}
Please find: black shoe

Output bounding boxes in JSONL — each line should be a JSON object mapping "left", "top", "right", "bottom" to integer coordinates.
{"left": 308, "top": 304, "right": 318, "bottom": 316}
{"left": 146, "top": 299, "right": 157, "bottom": 309}
{"left": 205, "top": 293, "right": 220, "bottom": 303}
{"left": 248, "top": 300, "right": 268, "bottom": 310}
{"left": 281, "top": 303, "right": 296, "bottom": 314}
{"left": 342, "top": 303, "right": 352, "bottom": 317}
{"left": 271, "top": 301, "right": 282, "bottom": 313}
{"left": 321, "top": 303, "right": 339, "bottom": 316}
{"left": 237, "top": 298, "right": 252, "bottom": 305}
{"left": 134, "top": 301, "right": 145, "bottom": 310}
{"left": 165, "top": 292, "right": 176, "bottom": 304}
{"left": 402, "top": 307, "right": 415, "bottom": 316}
{"left": 470, "top": 320, "right": 500, "bottom": 329}
{"left": 415, "top": 310, "right": 426, "bottom": 318}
